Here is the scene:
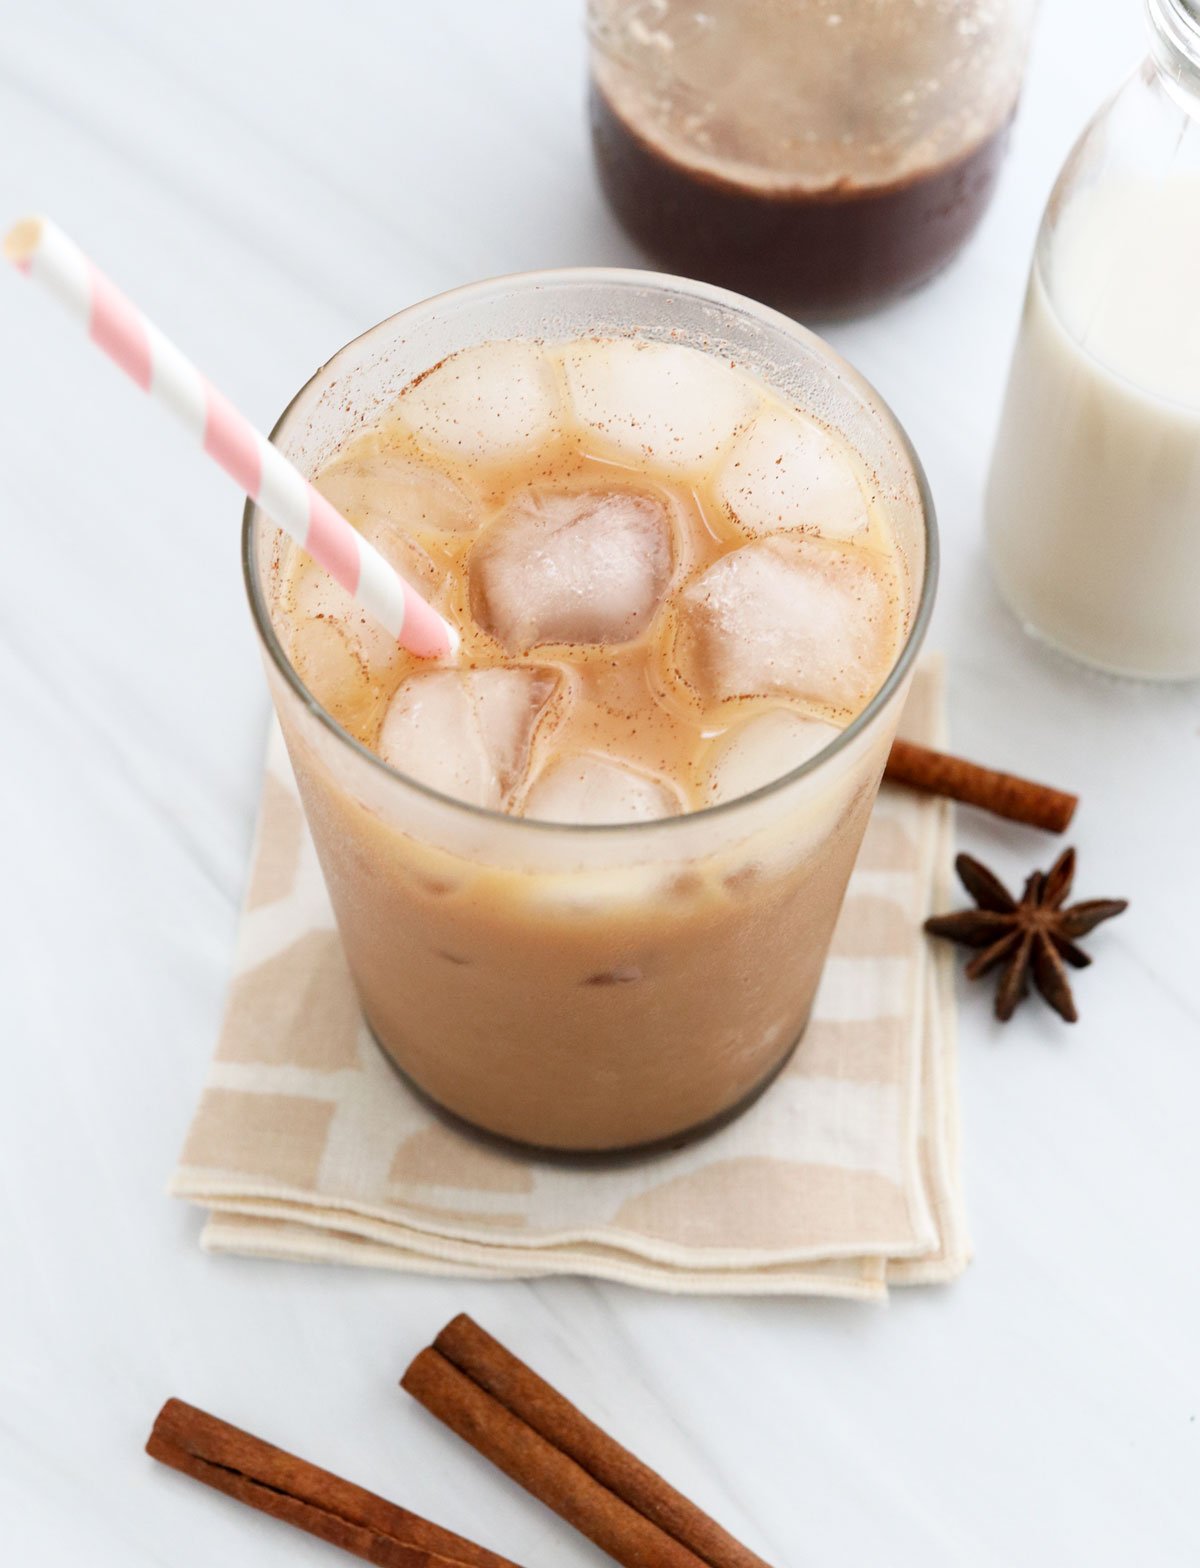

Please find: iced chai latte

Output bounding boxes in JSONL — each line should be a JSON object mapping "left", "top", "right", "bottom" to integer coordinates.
{"left": 247, "top": 274, "right": 933, "bottom": 1153}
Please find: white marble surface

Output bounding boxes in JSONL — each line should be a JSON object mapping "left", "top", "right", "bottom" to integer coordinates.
{"left": 2, "top": 2, "right": 1197, "bottom": 1563}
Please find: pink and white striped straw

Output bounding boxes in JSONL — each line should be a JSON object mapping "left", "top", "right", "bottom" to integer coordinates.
{"left": 3, "top": 216, "right": 458, "bottom": 660}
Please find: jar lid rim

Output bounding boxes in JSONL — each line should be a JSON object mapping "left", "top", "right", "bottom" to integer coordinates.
{"left": 1148, "top": 0, "right": 1200, "bottom": 72}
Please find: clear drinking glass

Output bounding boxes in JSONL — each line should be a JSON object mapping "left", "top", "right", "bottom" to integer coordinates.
{"left": 244, "top": 270, "right": 936, "bottom": 1155}
{"left": 986, "top": 0, "right": 1200, "bottom": 679}
{"left": 588, "top": 0, "right": 1036, "bottom": 315}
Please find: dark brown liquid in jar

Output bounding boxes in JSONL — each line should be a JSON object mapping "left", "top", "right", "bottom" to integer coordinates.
{"left": 588, "top": 0, "right": 1028, "bottom": 316}
{"left": 591, "top": 84, "right": 1014, "bottom": 316}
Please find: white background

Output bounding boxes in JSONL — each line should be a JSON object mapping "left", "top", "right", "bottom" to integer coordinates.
{"left": 2, "top": 2, "right": 1197, "bottom": 1563}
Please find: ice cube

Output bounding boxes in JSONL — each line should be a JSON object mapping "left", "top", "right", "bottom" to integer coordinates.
{"left": 398, "top": 341, "right": 561, "bottom": 466}
{"left": 287, "top": 605, "right": 391, "bottom": 736}
{"left": 288, "top": 557, "right": 401, "bottom": 673}
{"left": 714, "top": 407, "right": 869, "bottom": 540}
{"left": 287, "top": 514, "right": 444, "bottom": 670}
{"left": 377, "top": 667, "right": 560, "bottom": 809}
{"left": 315, "top": 450, "right": 476, "bottom": 534}
{"left": 522, "top": 752, "right": 684, "bottom": 825}
{"left": 671, "top": 535, "right": 903, "bottom": 715}
{"left": 306, "top": 450, "right": 454, "bottom": 668}
{"left": 562, "top": 340, "right": 758, "bottom": 474}
{"left": 701, "top": 708, "right": 842, "bottom": 805}
{"left": 469, "top": 488, "right": 673, "bottom": 652}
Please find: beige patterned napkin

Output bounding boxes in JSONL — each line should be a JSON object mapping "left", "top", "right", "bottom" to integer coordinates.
{"left": 172, "top": 660, "right": 968, "bottom": 1299}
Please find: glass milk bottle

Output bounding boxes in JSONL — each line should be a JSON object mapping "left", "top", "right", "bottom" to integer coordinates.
{"left": 986, "top": 0, "right": 1200, "bottom": 680}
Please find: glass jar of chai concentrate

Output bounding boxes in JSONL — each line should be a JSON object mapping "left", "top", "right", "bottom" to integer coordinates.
{"left": 589, "top": 0, "right": 1036, "bottom": 316}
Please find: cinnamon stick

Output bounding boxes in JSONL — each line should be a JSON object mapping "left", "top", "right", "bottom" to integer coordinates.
{"left": 146, "top": 1398, "right": 522, "bottom": 1568}
{"left": 884, "top": 739, "right": 1078, "bottom": 833}
{"left": 402, "top": 1315, "right": 774, "bottom": 1568}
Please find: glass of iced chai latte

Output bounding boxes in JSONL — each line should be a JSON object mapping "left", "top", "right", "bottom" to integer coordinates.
{"left": 245, "top": 271, "right": 935, "bottom": 1155}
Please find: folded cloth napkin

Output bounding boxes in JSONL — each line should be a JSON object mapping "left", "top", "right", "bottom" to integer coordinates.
{"left": 172, "top": 658, "right": 968, "bottom": 1299}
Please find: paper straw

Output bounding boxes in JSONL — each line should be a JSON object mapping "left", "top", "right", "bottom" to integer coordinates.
{"left": 4, "top": 215, "right": 458, "bottom": 660}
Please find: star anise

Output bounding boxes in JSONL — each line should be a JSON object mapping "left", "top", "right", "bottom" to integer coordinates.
{"left": 925, "top": 848, "right": 1127, "bottom": 1023}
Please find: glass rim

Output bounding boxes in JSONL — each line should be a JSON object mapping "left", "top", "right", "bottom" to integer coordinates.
{"left": 243, "top": 265, "right": 939, "bottom": 837}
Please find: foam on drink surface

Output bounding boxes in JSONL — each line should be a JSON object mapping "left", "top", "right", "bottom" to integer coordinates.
{"left": 281, "top": 339, "right": 908, "bottom": 823}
